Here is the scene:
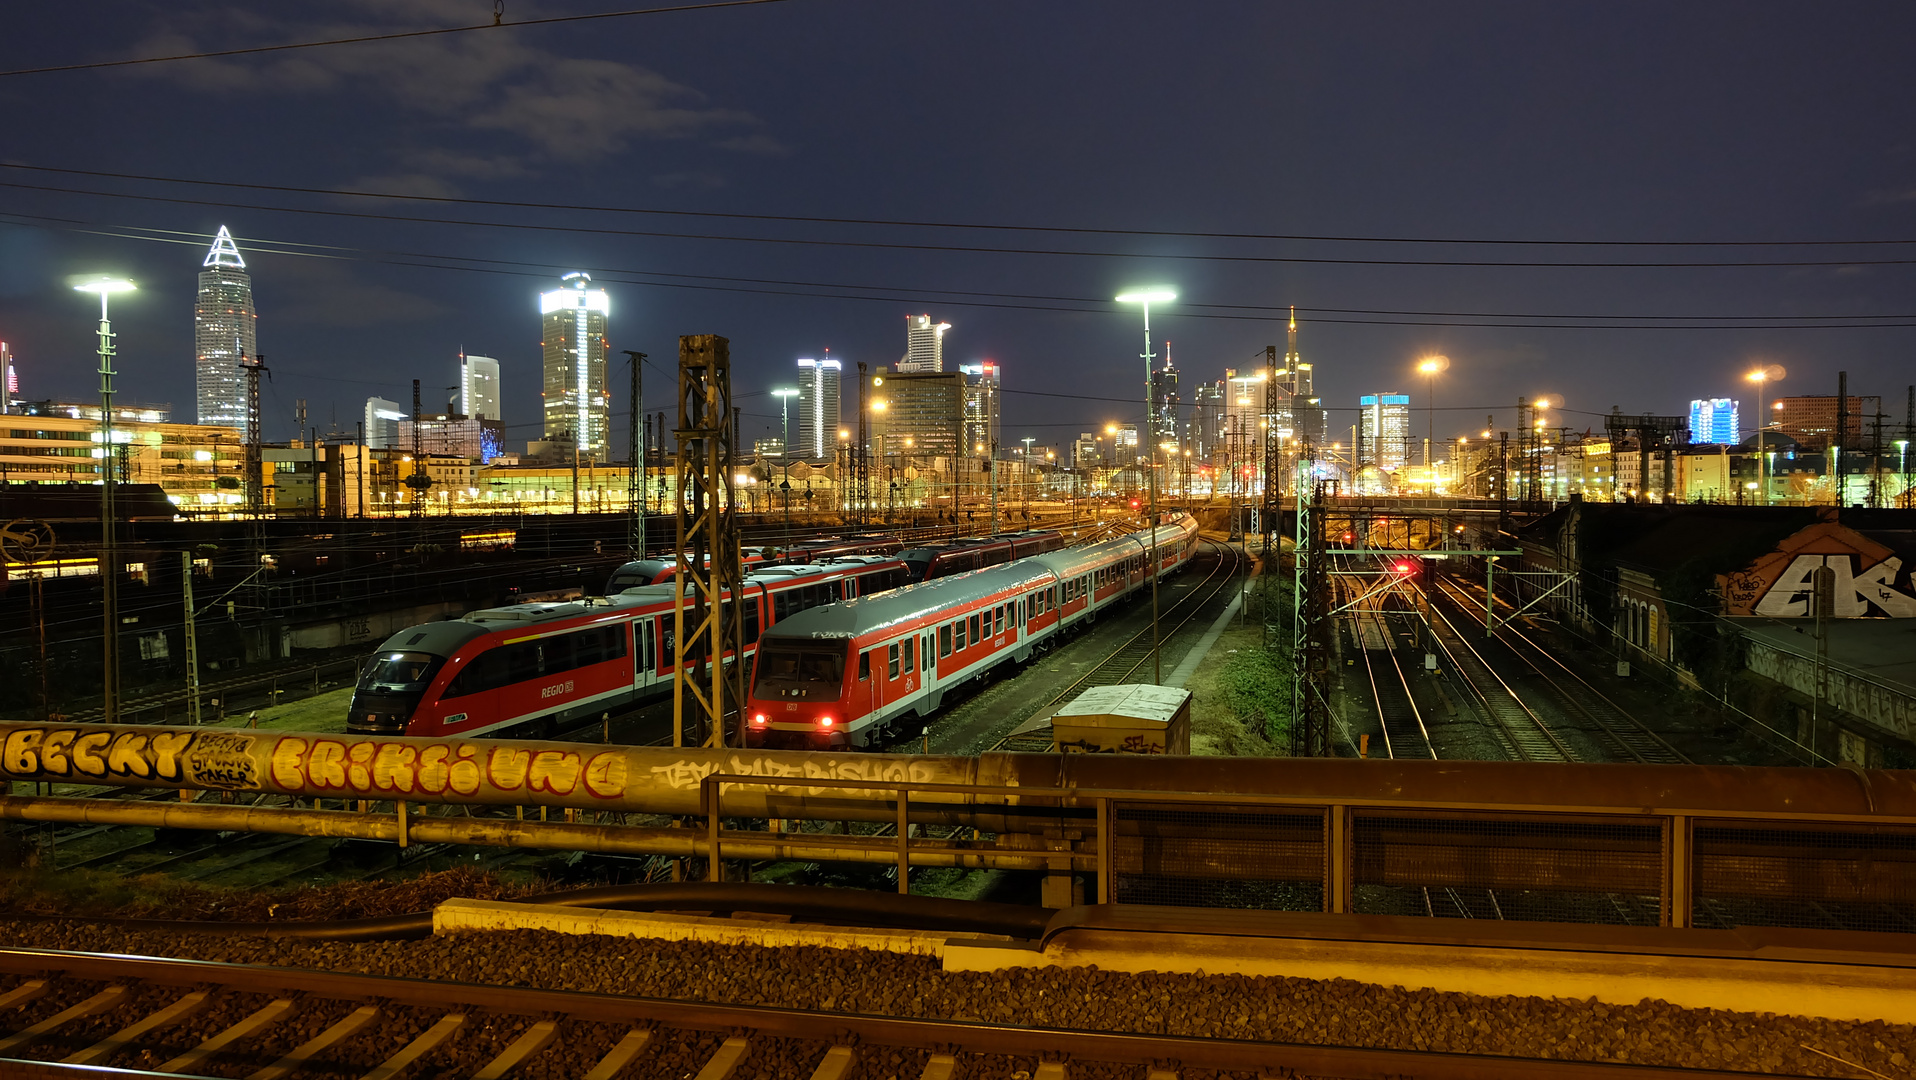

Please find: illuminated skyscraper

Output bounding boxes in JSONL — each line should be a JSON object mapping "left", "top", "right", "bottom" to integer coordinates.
{"left": 1150, "top": 345, "right": 1179, "bottom": 450}
{"left": 1359, "top": 392, "right": 1412, "bottom": 472}
{"left": 460, "top": 354, "right": 501, "bottom": 421}
{"left": 900, "top": 314, "right": 951, "bottom": 373}
{"left": 796, "top": 356, "right": 842, "bottom": 459}
{"left": 1688, "top": 398, "right": 1740, "bottom": 445}
{"left": 960, "top": 361, "right": 1000, "bottom": 459}
{"left": 539, "top": 273, "right": 610, "bottom": 459}
{"left": 1, "top": 341, "right": 15, "bottom": 414}
{"left": 364, "top": 397, "right": 405, "bottom": 450}
{"left": 194, "top": 226, "right": 256, "bottom": 427}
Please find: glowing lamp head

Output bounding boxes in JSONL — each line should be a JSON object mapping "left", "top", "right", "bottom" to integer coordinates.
{"left": 1115, "top": 288, "right": 1177, "bottom": 304}
{"left": 752, "top": 714, "right": 767, "bottom": 726}
{"left": 72, "top": 277, "right": 137, "bottom": 296}
{"left": 818, "top": 716, "right": 834, "bottom": 727}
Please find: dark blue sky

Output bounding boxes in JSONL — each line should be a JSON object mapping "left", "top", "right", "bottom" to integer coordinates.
{"left": 2, "top": 1, "right": 1914, "bottom": 450}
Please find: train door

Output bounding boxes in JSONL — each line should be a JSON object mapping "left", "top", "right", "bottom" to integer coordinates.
{"left": 853, "top": 646, "right": 877, "bottom": 725}
{"left": 634, "top": 616, "right": 659, "bottom": 696}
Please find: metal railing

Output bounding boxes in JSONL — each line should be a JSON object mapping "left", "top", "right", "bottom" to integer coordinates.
{"left": 699, "top": 773, "right": 1916, "bottom": 933}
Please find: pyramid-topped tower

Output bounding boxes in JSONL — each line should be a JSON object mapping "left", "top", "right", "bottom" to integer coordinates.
{"left": 194, "top": 226, "right": 255, "bottom": 427}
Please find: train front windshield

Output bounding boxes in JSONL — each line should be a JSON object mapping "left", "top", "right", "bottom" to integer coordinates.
{"left": 348, "top": 650, "right": 445, "bottom": 734}
{"left": 752, "top": 641, "right": 847, "bottom": 697}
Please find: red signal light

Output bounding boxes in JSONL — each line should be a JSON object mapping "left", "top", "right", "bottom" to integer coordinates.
{"left": 1392, "top": 561, "right": 1414, "bottom": 575}
{"left": 1129, "top": 499, "right": 1140, "bottom": 509}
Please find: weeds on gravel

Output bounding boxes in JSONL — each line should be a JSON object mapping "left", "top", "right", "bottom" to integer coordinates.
{"left": 1215, "top": 646, "right": 1291, "bottom": 749}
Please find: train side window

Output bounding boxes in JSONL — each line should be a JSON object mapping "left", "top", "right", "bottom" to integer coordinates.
{"left": 858, "top": 651, "right": 871, "bottom": 681}
{"left": 1049, "top": 586, "right": 1058, "bottom": 608}
{"left": 939, "top": 624, "right": 952, "bottom": 657}
{"left": 955, "top": 618, "right": 967, "bottom": 651}
{"left": 887, "top": 643, "right": 900, "bottom": 679}
{"left": 744, "top": 598, "right": 761, "bottom": 644}
{"left": 967, "top": 613, "right": 980, "bottom": 644}
{"left": 639, "top": 619, "right": 656, "bottom": 672}
{"left": 994, "top": 607, "right": 1005, "bottom": 636}
{"left": 903, "top": 637, "right": 915, "bottom": 673}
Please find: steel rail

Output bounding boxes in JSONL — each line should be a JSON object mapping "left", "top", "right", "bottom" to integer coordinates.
{"left": 1433, "top": 576, "right": 1692, "bottom": 765}
{"left": 1404, "top": 578, "right": 1581, "bottom": 763}
{"left": 0, "top": 947, "right": 1824, "bottom": 1080}
{"left": 1348, "top": 565, "right": 1438, "bottom": 761}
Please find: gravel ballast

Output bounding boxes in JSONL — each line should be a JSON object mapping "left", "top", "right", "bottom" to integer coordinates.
{"left": 1, "top": 920, "right": 1911, "bottom": 1077}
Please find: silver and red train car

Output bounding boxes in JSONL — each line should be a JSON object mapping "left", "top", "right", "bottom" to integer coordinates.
{"left": 347, "top": 556, "right": 911, "bottom": 739}
{"left": 604, "top": 534, "right": 904, "bottom": 591}
{"left": 896, "top": 529, "right": 1065, "bottom": 582}
{"left": 745, "top": 515, "right": 1199, "bottom": 748}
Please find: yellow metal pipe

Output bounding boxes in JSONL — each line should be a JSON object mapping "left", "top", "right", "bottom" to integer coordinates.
{"left": 0, "top": 796, "right": 1082, "bottom": 872}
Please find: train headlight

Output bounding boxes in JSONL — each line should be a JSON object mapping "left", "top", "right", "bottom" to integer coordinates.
{"left": 752, "top": 714, "right": 767, "bottom": 726}
{"left": 819, "top": 716, "right": 834, "bottom": 727}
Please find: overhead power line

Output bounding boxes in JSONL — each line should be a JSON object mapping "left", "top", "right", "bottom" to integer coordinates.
{"left": 0, "top": 0, "right": 794, "bottom": 78}
{"left": 7, "top": 209, "right": 1916, "bottom": 331}
{"left": 8, "top": 176, "right": 1916, "bottom": 272}
{"left": 1, "top": 161, "right": 1912, "bottom": 251}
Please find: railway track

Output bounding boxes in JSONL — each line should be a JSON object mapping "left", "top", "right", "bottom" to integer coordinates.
{"left": 1032, "top": 537, "right": 1244, "bottom": 710}
{"left": 1431, "top": 577, "right": 1691, "bottom": 765}
{"left": 1407, "top": 575, "right": 1581, "bottom": 763}
{"left": 1349, "top": 589, "right": 1437, "bottom": 761}
{"left": 0, "top": 946, "right": 1789, "bottom": 1080}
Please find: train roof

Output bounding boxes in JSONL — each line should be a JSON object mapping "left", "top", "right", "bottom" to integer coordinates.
{"left": 369, "top": 618, "right": 494, "bottom": 656}
{"left": 761, "top": 558, "right": 1057, "bottom": 640}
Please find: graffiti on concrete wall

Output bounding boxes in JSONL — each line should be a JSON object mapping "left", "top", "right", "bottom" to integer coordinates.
{"left": 1721, "top": 522, "right": 1916, "bottom": 618}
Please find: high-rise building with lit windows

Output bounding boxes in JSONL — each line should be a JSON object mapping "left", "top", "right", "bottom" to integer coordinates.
{"left": 364, "top": 397, "right": 405, "bottom": 450}
{"left": 194, "top": 226, "right": 256, "bottom": 428}
{"left": 960, "top": 361, "right": 999, "bottom": 459}
{"left": 460, "top": 354, "right": 501, "bottom": 421}
{"left": 900, "top": 314, "right": 951, "bottom": 373}
{"left": 796, "top": 356, "right": 842, "bottom": 459}
{"left": 1, "top": 341, "right": 16, "bottom": 414}
{"left": 1688, "top": 398, "right": 1740, "bottom": 445}
{"left": 539, "top": 273, "right": 610, "bottom": 459}
{"left": 1359, "top": 392, "right": 1412, "bottom": 472}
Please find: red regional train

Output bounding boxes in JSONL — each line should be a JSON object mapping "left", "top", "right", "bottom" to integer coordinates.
{"left": 347, "top": 556, "right": 911, "bottom": 740}
{"left": 604, "top": 534, "right": 903, "bottom": 591}
{"left": 745, "top": 515, "right": 1199, "bottom": 748}
{"left": 896, "top": 529, "right": 1065, "bottom": 582}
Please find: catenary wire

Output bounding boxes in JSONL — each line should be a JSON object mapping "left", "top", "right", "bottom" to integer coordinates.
{"left": 0, "top": 1, "right": 796, "bottom": 79}
{"left": 5, "top": 209, "right": 1914, "bottom": 332}
{"left": 2, "top": 160, "right": 1911, "bottom": 250}
{"left": 7, "top": 177, "right": 1916, "bottom": 271}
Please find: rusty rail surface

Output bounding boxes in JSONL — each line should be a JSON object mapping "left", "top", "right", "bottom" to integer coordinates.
{"left": 0, "top": 947, "right": 1820, "bottom": 1080}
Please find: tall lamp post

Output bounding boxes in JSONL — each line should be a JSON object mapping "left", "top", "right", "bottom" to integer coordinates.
{"left": 75, "top": 276, "right": 137, "bottom": 725}
{"left": 1117, "top": 287, "right": 1175, "bottom": 685}
{"left": 1746, "top": 365, "right": 1784, "bottom": 506}
{"left": 1418, "top": 356, "right": 1449, "bottom": 492}
{"left": 771, "top": 387, "right": 798, "bottom": 456}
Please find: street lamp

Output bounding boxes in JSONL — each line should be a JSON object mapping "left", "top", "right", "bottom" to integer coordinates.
{"left": 771, "top": 387, "right": 798, "bottom": 456}
{"left": 1417, "top": 356, "right": 1449, "bottom": 491}
{"left": 1746, "top": 364, "right": 1785, "bottom": 506}
{"left": 1896, "top": 439, "right": 1910, "bottom": 508}
{"left": 1116, "top": 286, "right": 1174, "bottom": 685}
{"left": 74, "top": 276, "right": 136, "bottom": 725}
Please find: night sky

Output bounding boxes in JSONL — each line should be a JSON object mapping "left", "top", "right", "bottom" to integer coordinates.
{"left": 3, "top": 1, "right": 1914, "bottom": 451}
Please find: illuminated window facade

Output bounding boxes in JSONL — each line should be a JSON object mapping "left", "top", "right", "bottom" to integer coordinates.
{"left": 796, "top": 357, "right": 842, "bottom": 459}
{"left": 194, "top": 226, "right": 256, "bottom": 429}
{"left": 900, "top": 314, "right": 951, "bottom": 373}
{"left": 539, "top": 273, "right": 610, "bottom": 460}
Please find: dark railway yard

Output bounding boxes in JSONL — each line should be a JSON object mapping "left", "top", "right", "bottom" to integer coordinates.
{"left": 5, "top": 526, "right": 1916, "bottom": 1078}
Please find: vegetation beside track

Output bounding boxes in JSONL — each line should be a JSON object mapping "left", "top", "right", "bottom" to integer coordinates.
{"left": 0, "top": 865, "right": 555, "bottom": 922}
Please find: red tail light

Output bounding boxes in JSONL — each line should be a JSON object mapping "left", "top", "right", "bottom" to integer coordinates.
{"left": 819, "top": 716, "right": 834, "bottom": 727}
{"left": 752, "top": 714, "right": 767, "bottom": 726}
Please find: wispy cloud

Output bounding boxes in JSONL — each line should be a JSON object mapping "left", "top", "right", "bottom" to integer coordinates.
{"left": 122, "top": 2, "right": 774, "bottom": 171}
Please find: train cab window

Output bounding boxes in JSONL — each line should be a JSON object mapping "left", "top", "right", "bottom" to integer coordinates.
{"left": 903, "top": 637, "right": 916, "bottom": 673}
{"left": 967, "top": 613, "right": 980, "bottom": 644}
{"left": 887, "top": 643, "right": 900, "bottom": 679}
{"left": 939, "top": 624, "right": 952, "bottom": 657}
{"left": 858, "top": 651, "right": 871, "bottom": 681}
{"left": 994, "top": 607, "right": 1005, "bottom": 636}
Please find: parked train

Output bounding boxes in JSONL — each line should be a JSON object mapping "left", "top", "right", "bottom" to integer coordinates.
{"left": 896, "top": 529, "right": 1065, "bottom": 582}
{"left": 603, "top": 534, "right": 903, "bottom": 592}
{"left": 745, "top": 515, "right": 1199, "bottom": 749}
{"left": 348, "top": 555, "right": 911, "bottom": 739}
